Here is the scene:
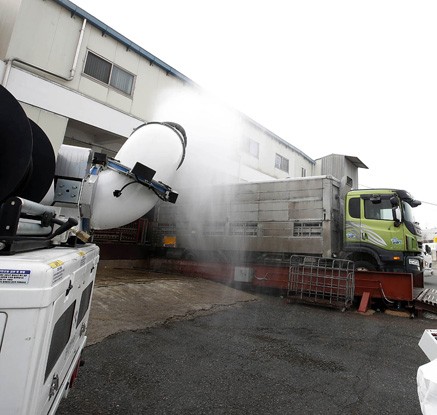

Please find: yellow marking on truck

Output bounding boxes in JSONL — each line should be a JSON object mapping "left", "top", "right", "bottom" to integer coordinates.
{"left": 49, "top": 260, "right": 64, "bottom": 268}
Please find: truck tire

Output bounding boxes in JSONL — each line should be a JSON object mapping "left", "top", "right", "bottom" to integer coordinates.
{"left": 354, "top": 260, "right": 376, "bottom": 271}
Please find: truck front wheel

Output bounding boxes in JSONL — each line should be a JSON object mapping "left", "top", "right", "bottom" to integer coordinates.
{"left": 354, "top": 260, "right": 376, "bottom": 271}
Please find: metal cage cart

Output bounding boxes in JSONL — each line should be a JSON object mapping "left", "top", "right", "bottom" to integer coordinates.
{"left": 288, "top": 256, "right": 355, "bottom": 310}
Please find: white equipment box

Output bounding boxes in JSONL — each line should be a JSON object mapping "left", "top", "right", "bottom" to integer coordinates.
{"left": 0, "top": 244, "right": 99, "bottom": 415}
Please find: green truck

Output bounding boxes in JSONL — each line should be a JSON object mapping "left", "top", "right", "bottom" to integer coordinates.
{"left": 152, "top": 176, "right": 424, "bottom": 275}
{"left": 343, "top": 188, "right": 422, "bottom": 274}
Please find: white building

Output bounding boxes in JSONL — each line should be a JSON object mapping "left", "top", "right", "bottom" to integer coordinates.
{"left": 1, "top": 0, "right": 331, "bottom": 182}
{"left": 0, "top": 0, "right": 366, "bottom": 248}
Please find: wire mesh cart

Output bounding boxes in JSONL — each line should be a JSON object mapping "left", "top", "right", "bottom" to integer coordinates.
{"left": 287, "top": 256, "right": 355, "bottom": 310}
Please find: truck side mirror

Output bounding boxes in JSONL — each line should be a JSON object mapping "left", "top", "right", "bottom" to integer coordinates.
{"left": 426, "top": 245, "right": 432, "bottom": 254}
{"left": 392, "top": 206, "right": 401, "bottom": 227}
{"left": 390, "top": 196, "right": 401, "bottom": 226}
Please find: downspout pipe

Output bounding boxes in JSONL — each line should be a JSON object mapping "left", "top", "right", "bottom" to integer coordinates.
{"left": 2, "top": 18, "right": 87, "bottom": 86}
{"left": 70, "top": 17, "right": 87, "bottom": 78}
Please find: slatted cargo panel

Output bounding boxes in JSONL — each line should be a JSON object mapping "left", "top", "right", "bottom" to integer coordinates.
{"left": 153, "top": 176, "right": 341, "bottom": 257}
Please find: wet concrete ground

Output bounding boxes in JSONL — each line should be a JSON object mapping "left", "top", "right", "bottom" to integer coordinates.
{"left": 57, "top": 265, "right": 435, "bottom": 415}
{"left": 85, "top": 266, "right": 256, "bottom": 345}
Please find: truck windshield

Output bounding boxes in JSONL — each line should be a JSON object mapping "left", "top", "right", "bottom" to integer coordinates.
{"left": 401, "top": 200, "right": 421, "bottom": 235}
{"left": 402, "top": 201, "right": 416, "bottom": 224}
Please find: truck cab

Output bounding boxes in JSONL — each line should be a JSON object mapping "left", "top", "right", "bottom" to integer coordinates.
{"left": 342, "top": 189, "right": 423, "bottom": 275}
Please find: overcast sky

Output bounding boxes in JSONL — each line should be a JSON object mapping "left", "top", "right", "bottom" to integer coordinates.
{"left": 74, "top": 0, "right": 437, "bottom": 228}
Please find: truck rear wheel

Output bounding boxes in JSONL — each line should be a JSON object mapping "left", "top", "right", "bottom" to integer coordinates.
{"left": 354, "top": 260, "right": 376, "bottom": 271}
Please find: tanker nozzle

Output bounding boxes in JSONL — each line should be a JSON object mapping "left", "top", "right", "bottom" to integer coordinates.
{"left": 70, "top": 227, "right": 91, "bottom": 243}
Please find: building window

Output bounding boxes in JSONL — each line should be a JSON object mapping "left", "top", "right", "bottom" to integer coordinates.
{"left": 301, "top": 167, "right": 306, "bottom": 177}
{"left": 275, "top": 153, "right": 289, "bottom": 173}
{"left": 84, "top": 51, "right": 134, "bottom": 95}
{"left": 110, "top": 66, "right": 134, "bottom": 94}
{"left": 242, "top": 137, "right": 259, "bottom": 158}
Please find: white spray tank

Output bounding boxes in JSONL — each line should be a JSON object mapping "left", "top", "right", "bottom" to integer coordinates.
{"left": 90, "top": 122, "right": 187, "bottom": 229}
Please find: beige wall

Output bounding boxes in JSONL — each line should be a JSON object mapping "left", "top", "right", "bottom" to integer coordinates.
{"left": 3, "top": 0, "right": 318, "bottom": 184}
{"left": 6, "top": 0, "right": 83, "bottom": 81}
{"left": 0, "top": 0, "right": 22, "bottom": 59}
{"left": 239, "top": 120, "right": 314, "bottom": 180}
{"left": 5, "top": 0, "right": 180, "bottom": 123}
{"left": 21, "top": 103, "right": 68, "bottom": 156}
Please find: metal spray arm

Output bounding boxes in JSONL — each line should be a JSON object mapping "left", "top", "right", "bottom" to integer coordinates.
{"left": 106, "top": 158, "right": 179, "bottom": 203}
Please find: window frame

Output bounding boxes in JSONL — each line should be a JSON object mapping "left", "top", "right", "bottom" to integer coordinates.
{"left": 83, "top": 50, "right": 135, "bottom": 97}
{"left": 363, "top": 198, "right": 394, "bottom": 221}
{"left": 241, "top": 137, "right": 260, "bottom": 159}
{"left": 275, "top": 153, "right": 289, "bottom": 173}
{"left": 348, "top": 197, "right": 361, "bottom": 219}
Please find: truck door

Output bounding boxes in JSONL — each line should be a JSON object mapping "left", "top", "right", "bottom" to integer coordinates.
{"left": 360, "top": 195, "right": 405, "bottom": 253}
{"left": 344, "top": 194, "right": 405, "bottom": 253}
